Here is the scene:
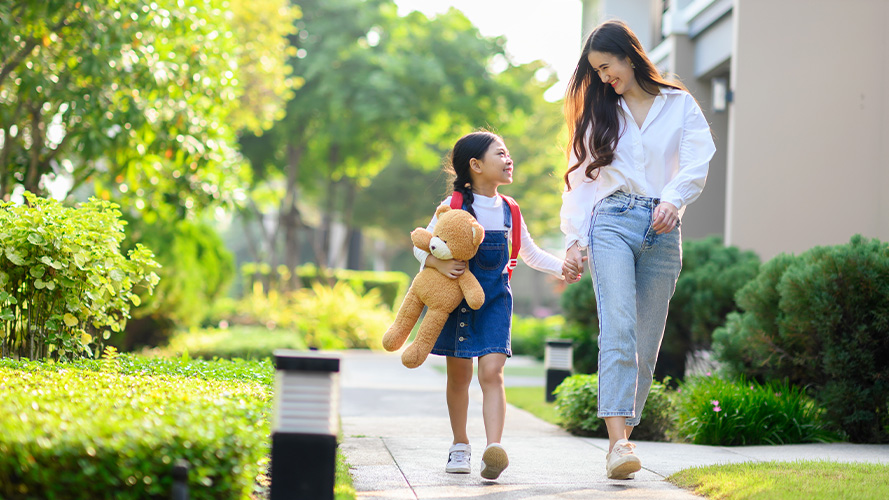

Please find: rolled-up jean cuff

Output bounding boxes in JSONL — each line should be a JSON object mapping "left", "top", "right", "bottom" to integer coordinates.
{"left": 597, "top": 412, "right": 641, "bottom": 427}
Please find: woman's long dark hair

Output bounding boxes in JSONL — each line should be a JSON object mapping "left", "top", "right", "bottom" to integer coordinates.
{"left": 563, "top": 20, "right": 685, "bottom": 190}
{"left": 444, "top": 130, "right": 500, "bottom": 218}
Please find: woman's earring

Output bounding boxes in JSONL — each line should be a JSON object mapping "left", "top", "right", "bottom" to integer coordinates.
{"left": 630, "top": 62, "right": 636, "bottom": 69}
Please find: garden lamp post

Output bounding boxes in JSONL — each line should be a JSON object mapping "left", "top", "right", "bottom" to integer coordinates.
{"left": 270, "top": 350, "right": 340, "bottom": 500}
{"left": 544, "top": 339, "right": 573, "bottom": 402}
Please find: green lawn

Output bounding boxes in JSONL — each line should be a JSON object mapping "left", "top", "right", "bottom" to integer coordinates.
{"left": 669, "top": 460, "right": 889, "bottom": 500}
{"left": 335, "top": 447, "right": 356, "bottom": 500}
{"left": 505, "top": 386, "right": 889, "bottom": 500}
{"left": 505, "top": 386, "right": 561, "bottom": 425}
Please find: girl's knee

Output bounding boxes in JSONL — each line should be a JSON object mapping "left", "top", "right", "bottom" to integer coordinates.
{"left": 477, "top": 365, "right": 504, "bottom": 389}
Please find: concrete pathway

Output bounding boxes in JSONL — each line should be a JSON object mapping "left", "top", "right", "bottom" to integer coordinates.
{"left": 338, "top": 350, "right": 889, "bottom": 500}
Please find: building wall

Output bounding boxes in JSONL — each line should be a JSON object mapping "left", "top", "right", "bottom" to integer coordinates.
{"left": 726, "top": 0, "right": 889, "bottom": 260}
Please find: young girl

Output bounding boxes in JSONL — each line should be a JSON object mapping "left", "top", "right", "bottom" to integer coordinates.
{"left": 560, "top": 20, "right": 716, "bottom": 479}
{"left": 414, "top": 131, "right": 570, "bottom": 480}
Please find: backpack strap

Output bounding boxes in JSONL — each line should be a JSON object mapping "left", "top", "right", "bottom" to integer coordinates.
{"left": 500, "top": 194, "right": 521, "bottom": 279}
{"left": 449, "top": 191, "right": 522, "bottom": 279}
{"left": 449, "top": 191, "right": 464, "bottom": 210}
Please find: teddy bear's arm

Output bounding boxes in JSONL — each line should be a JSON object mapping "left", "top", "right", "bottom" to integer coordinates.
{"left": 458, "top": 272, "right": 485, "bottom": 310}
{"left": 410, "top": 228, "right": 433, "bottom": 252}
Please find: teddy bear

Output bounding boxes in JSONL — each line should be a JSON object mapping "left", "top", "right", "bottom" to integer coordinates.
{"left": 382, "top": 205, "right": 485, "bottom": 368}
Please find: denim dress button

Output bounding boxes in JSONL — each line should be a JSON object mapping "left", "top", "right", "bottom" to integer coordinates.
{"left": 459, "top": 322, "right": 466, "bottom": 327}
{"left": 461, "top": 308, "right": 467, "bottom": 313}
{"left": 459, "top": 336, "right": 465, "bottom": 342}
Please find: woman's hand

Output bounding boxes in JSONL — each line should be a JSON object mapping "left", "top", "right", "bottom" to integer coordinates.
{"left": 562, "top": 243, "right": 587, "bottom": 284}
{"left": 652, "top": 202, "right": 679, "bottom": 234}
{"left": 426, "top": 255, "right": 466, "bottom": 279}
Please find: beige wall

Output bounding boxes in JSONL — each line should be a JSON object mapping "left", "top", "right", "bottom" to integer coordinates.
{"left": 726, "top": 0, "right": 889, "bottom": 260}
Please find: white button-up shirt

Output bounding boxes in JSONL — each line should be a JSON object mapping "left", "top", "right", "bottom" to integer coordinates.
{"left": 560, "top": 87, "right": 716, "bottom": 250}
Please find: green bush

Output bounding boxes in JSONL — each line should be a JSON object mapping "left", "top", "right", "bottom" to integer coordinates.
{"left": 163, "top": 325, "right": 308, "bottom": 360}
{"left": 511, "top": 315, "right": 567, "bottom": 359}
{"left": 560, "top": 237, "right": 759, "bottom": 379}
{"left": 674, "top": 375, "right": 836, "bottom": 446}
{"left": 0, "top": 355, "right": 271, "bottom": 499}
{"left": 712, "top": 235, "right": 889, "bottom": 443}
{"left": 241, "top": 262, "right": 410, "bottom": 311}
{"left": 553, "top": 373, "right": 674, "bottom": 441}
{"left": 0, "top": 193, "right": 160, "bottom": 360}
{"left": 231, "top": 281, "right": 394, "bottom": 350}
{"left": 661, "top": 236, "right": 759, "bottom": 378}
{"left": 121, "top": 218, "right": 234, "bottom": 350}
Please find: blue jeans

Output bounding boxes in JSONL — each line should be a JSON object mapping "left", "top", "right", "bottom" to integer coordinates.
{"left": 589, "top": 191, "right": 681, "bottom": 426}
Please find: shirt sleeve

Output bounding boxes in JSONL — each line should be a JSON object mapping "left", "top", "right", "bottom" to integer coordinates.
{"left": 560, "top": 144, "right": 598, "bottom": 250}
{"left": 412, "top": 198, "right": 449, "bottom": 269}
{"left": 517, "top": 217, "right": 565, "bottom": 279}
{"left": 660, "top": 94, "right": 717, "bottom": 210}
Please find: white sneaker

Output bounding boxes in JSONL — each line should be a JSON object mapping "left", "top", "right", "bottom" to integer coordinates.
{"left": 480, "top": 443, "right": 509, "bottom": 480}
{"left": 606, "top": 439, "right": 641, "bottom": 480}
{"left": 446, "top": 443, "right": 471, "bottom": 474}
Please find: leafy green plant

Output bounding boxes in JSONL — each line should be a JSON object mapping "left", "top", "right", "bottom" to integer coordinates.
{"left": 119, "top": 218, "right": 234, "bottom": 350}
{"left": 231, "top": 281, "right": 394, "bottom": 350}
{"left": 0, "top": 356, "right": 271, "bottom": 499}
{"left": 674, "top": 375, "right": 837, "bottom": 446}
{"left": 162, "top": 325, "right": 308, "bottom": 360}
{"left": 553, "top": 373, "right": 674, "bottom": 441}
{"left": 0, "top": 193, "right": 160, "bottom": 360}
{"left": 511, "top": 315, "right": 567, "bottom": 359}
{"left": 712, "top": 235, "right": 889, "bottom": 443}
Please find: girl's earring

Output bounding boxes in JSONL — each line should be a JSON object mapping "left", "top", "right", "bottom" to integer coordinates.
{"left": 630, "top": 62, "right": 636, "bottom": 69}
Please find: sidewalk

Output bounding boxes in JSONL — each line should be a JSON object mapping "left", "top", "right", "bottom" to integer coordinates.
{"left": 338, "top": 350, "right": 889, "bottom": 500}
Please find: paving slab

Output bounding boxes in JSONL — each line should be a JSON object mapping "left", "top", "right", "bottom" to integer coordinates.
{"left": 338, "top": 350, "right": 889, "bottom": 500}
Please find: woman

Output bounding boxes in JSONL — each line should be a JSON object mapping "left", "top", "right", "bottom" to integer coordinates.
{"left": 560, "top": 19, "right": 716, "bottom": 479}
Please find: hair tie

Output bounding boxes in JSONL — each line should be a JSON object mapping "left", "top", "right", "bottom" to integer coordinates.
{"left": 464, "top": 182, "right": 471, "bottom": 189}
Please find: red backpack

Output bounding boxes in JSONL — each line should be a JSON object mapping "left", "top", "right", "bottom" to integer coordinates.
{"left": 449, "top": 191, "right": 521, "bottom": 279}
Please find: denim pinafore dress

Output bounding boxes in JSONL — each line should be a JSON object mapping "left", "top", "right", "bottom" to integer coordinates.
{"left": 431, "top": 202, "right": 514, "bottom": 359}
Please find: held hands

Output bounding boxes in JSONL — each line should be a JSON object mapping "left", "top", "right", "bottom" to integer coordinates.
{"left": 652, "top": 202, "right": 679, "bottom": 234}
{"left": 426, "top": 255, "right": 467, "bottom": 279}
{"left": 562, "top": 243, "right": 587, "bottom": 284}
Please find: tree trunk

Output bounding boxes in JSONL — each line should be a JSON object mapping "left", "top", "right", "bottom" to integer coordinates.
{"left": 24, "top": 105, "right": 43, "bottom": 194}
{"left": 281, "top": 143, "right": 305, "bottom": 291}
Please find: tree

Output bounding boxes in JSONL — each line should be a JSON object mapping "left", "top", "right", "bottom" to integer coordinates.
{"left": 0, "top": 0, "right": 298, "bottom": 217}
{"left": 239, "top": 1, "right": 536, "bottom": 283}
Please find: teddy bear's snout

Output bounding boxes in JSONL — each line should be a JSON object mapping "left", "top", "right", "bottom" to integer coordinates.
{"left": 429, "top": 236, "right": 453, "bottom": 260}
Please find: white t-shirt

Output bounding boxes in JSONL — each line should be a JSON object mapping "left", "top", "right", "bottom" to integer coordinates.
{"left": 414, "top": 193, "right": 564, "bottom": 278}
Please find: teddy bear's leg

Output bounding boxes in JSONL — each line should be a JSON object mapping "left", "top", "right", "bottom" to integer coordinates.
{"left": 402, "top": 309, "right": 451, "bottom": 369}
{"left": 382, "top": 290, "right": 424, "bottom": 352}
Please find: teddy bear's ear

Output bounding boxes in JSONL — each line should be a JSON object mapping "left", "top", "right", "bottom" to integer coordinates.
{"left": 472, "top": 220, "right": 485, "bottom": 247}
{"left": 435, "top": 204, "right": 451, "bottom": 218}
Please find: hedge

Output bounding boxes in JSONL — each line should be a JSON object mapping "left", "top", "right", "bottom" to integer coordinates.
{"left": 713, "top": 235, "right": 889, "bottom": 443}
{"left": 0, "top": 354, "right": 271, "bottom": 499}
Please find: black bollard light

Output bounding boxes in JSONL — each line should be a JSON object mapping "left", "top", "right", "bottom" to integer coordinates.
{"left": 270, "top": 350, "right": 340, "bottom": 500}
{"left": 171, "top": 459, "right": 189, "bottom": 500}
{"left": 544, "top": 339, "right": 573, "bottom": 402}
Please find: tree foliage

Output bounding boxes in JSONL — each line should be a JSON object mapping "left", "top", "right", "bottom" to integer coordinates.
{"left": 0, "top": 0, "right": 298, "bottom": 217}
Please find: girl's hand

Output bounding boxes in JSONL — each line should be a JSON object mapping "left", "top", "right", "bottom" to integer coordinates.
{"left": 426, "top": 255, "right": 466, "bottom": 279}
{"left": 652, "top": 202, "right": 679, "bottom": 234}
{"left": 562, "top": 243, "right": 587, "bottom": 283}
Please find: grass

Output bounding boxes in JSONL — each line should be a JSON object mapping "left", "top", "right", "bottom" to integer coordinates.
{"left": 668, "top": 460, "right": 889, "bottom": 500}
{"left": 335, "top": 447, "right": 356, "bottom": 500}
{"left": 505, "top": 386, "right": 561, "bottom": 425}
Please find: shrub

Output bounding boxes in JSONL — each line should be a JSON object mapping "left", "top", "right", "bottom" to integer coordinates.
{"left": 674, "top": 375, "right": 836, "bottom": 446}
{"left": 0, "top": 193, "right": 160, "bottom": 360}
{"left": 163, "top": 325, "right": 308, "bottom": 360}
{"left": 121, "top": 218, "right": 235, "bottom": 350}
{"left": 511, "top": 315, "right": 567, "bottom": 359}
{"left": 553, "top": 373, "right": 674, "bottom": 441}
{"left": 712, "top": 235, "right": 889, "bottom": 443}
{"left": 232, "top": 281, "right": 394, "bottom": 350}
{"left": 661, "top": 236, "right": 759, "bottom": 378}
{"left": 0, "top": 355, "right": 271, "bottom": 499}
{"left": 560, "top": 237, "right": 758, "bottom": 379}
{"left": 241, "top": 262, "right": 410, "bottom": 311}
